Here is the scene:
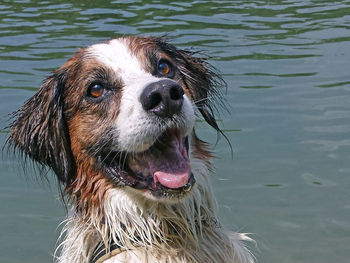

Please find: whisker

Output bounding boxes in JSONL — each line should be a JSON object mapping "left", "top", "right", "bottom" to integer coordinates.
{"left": 92, "top": 138, "right": 111, "bottom": 157}
{"left": 191, "top": 97, "right": 210, "bottom": 105}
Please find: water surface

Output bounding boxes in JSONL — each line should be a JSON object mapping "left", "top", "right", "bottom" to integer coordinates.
{"left": 1, "top": 1, "right": 350, "bottom": 262}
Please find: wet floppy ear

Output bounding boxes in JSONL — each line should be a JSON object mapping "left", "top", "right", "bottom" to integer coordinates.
{"left": 7, "top": 70, "right": 75, "bottom": 185}
{"left": 176, "top": 49, "right": 227, "bottom": 134}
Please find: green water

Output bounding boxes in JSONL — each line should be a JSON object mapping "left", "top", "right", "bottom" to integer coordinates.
{"left": 1, "top": 1, "right": 350, "bottom": 262}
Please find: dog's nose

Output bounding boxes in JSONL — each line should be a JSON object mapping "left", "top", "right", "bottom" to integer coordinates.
{"left": 140, "top": 79, "right": 184, "bottom": 118}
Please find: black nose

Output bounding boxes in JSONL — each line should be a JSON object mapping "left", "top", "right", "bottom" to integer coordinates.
{"left": 140, "top": 79, "right": 184, "bottom": 118}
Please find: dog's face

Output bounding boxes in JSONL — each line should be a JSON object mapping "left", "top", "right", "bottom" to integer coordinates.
{"left": 67, "top": 38, "right": 196, "bottom": 200}
{"left": 8, "top": 36, "right": 223, "bottom": 206}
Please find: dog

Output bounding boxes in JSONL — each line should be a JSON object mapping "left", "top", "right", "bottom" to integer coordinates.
{"left": 8, "top": 36, "right": 253, "bottom": 263}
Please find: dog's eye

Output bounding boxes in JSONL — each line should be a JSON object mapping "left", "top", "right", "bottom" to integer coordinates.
{"left": 157, "top": 59, "right": 172, "bottom": 76}
{"left": 87, "top": 84, "right": 105, "bottom": 98}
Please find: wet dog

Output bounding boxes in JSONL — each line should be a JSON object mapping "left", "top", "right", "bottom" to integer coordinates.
{"left": 8, "top": 36, "right": 253, "bottom": 263}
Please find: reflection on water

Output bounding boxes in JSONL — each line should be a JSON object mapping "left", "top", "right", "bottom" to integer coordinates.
{"left": 1, "top": 1, "right": 350, "bottom": 262}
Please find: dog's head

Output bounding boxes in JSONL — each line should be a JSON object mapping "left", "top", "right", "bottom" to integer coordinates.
{"left": 8, "top": 36, "right": 225, "bottom": 206}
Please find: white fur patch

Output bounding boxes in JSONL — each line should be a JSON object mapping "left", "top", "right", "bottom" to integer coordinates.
{"left": 88, "top": 39, "right": 146, "bottom": 79}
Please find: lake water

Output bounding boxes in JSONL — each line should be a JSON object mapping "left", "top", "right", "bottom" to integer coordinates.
{"left": 1, "top": 1, "right": 350, "bottom": 262}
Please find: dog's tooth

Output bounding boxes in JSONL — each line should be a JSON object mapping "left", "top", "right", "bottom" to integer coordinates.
{"left": 183, "top": 184, "right": 192, "bottom": 192}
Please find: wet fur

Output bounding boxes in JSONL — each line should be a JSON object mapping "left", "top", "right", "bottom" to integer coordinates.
{"left": 7, "top": 36, "right": 253, "bottom": 263}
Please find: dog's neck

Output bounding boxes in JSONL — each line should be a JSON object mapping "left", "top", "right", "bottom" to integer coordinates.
{"left": 56, "top": 160, "right": 252, "bottom": 263}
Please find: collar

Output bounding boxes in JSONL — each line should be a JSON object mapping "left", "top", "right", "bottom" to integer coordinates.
{"left": 91, "top": 242, "right": 124, "bottom": 263}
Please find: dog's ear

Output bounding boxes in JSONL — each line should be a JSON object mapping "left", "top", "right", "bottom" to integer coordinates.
{"left": 7, "top": 69, "right": 75, "bottom": 185}
{"left": 166, "top": 43, "right": 232, "bottom": 150}
{"left": 174, "top": 48, "right": 227, "bottom": 134}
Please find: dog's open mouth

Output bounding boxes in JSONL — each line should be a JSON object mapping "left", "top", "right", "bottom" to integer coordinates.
{"left": 100, "top": 129, "right": 195, "bottom": 197}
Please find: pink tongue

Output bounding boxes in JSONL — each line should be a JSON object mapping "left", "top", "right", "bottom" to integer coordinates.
{"left": 150, "top": 141, "right": 190, "bottom": 189}
{"left": 154, "top": 168, "right": 190, "bottom": 189}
